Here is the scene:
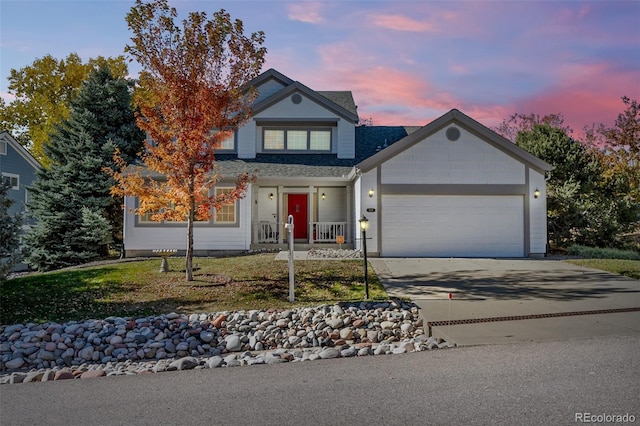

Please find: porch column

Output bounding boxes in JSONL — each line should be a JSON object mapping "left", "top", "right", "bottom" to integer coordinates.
{"left": 346, "top": 185, "right": 353, "bottom": 244}
{"left": 308, "top": 186, "right": 315, "bottom": 244}
{"left": 251, "top": 184, "right": 259, "bottom": 244}
{"left": 277, "top": 185, "right": 284, "bottom": 244}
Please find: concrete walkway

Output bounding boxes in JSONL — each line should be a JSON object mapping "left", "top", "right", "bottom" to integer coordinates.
{"left": 369, "top": 258, "right": 640, "bottom": 346}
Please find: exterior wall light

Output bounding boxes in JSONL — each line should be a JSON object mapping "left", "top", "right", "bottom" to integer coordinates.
{"left": 533, "top": 188, "right": 540, "bottom": 199}
{"left": 269, "top": 193, "right": 274, "bottom": 200}
{"left": 368, "top": 188, "right": 374, "bottom": 198}
{"left": 321, "top": 192, "right": 326, "bottom": 200}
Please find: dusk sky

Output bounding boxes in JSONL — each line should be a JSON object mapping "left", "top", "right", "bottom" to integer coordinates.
{"left": 1, "top": 0, "right": 639, "bottom": 137}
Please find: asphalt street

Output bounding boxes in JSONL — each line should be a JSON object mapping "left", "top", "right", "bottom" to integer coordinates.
{"left": 1, "top": 334, "right": 638, "bottom": 426}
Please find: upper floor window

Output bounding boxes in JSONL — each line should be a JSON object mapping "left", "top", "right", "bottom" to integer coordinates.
{"left": 209, "top": 130, "right": 235, "bottom": 151}
{"left": 263, "top": 128, "right": 331, "bottom": 152}
{"left": 0, "top": 141, "right": 6, "bottom": 155}
{"left": 2, "top": 173, "right": 19, "bottom": 190}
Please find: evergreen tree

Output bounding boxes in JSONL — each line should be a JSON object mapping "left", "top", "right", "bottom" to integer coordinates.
{"left": 0, "top": 182, "right": 23, "bottom": 282}
{"left": 515, "top": 123, "right": 635, "bottom": 248}
{"left": 24, "top": 66, "right": 143, "bottom": 271}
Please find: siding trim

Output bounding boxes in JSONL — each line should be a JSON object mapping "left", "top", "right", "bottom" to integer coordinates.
{"left": 381, "top": 184, "right": 526, "bottom": 196}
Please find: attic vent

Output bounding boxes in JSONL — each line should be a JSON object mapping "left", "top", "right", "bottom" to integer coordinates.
{"left": 291, "top": 94, "right": 302, "bottom": 104}
{"left": 446, "top": 126, "right": 460, "bottom": 141}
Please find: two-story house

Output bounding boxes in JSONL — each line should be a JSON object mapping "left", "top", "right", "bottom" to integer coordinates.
{"left": 122, "top": 69, "right": 552, "bottom": 258}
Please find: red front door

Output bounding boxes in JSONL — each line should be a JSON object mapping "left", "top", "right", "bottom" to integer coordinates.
{"left": 287, "top": 194, "right": 308, "bottom": 239}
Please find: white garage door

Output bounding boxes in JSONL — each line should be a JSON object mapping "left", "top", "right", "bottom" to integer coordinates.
{"left": 381, "top": 195, "right": 524, "bottom": 257}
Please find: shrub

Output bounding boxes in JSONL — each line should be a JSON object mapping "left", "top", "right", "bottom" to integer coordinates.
{"left": 567, "top": 245, "right": 640, "bottom": 260}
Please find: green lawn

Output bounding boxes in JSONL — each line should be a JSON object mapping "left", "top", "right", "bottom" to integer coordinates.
{"left": 0, "top": 254, "right": 387, "bottom": 325}
{"left": 565, "top": 258, "right": 640, "bottom": 280}
{"left": 5, "top": 254, "right": 635, "bottom": 326}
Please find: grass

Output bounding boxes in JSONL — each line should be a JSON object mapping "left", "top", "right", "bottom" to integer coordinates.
{"left": 567, "top": 245, "right": 640, "bottom": 260}
{"left": 0, "top": 254, "right": 387, "bottom": 325}
{"left": 565, "top": 258, "right": 640, "bottom": 280}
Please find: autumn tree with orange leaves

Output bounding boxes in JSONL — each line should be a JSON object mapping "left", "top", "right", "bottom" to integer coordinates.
{"left": 111, "top": 0, "right": 266, "bottom": 280}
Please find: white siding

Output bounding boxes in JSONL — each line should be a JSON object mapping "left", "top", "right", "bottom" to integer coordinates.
{"left": 528, "top": 168, "right": 548, "bottom": 254}
{"left": 381, "top": 125, "right": 525, "bottom": 185}
{"left": 250, "top": 92, "right": 355, "bottom": 158}
{"left": 317, "top": 187, "right": 347, "bottom": 222}
{"left": 358, "top": 169, "right": 379, "bottom": 254}
{"left": 123, "top": 192, "right": 252, "bottom": 252}
{"left": 254, "top": 79, "right": 287, "bottom": 103}
{"left": 258, "top": 187, "right": 278, "bottom": 222}
{"left": 337, "top": 121, "right": 355, "bottom": 159}
{"left": 237, "top": 121, "right": 256, "bottom": 159}
{"left": 257, "top": 92, "right": 340, "bottom": 119}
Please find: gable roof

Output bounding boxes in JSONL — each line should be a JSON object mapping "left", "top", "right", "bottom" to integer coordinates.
{"left": 356, "top": 109, "right": 554, "bottom": 174}
{"left": 251, "top": 80, "right": 359, "bottom": 123}
{"left": 0, "top": 131, "right": 41, "bottom": 170}
{"left": 245, "top": 68, "right": 294, "bottom": 90}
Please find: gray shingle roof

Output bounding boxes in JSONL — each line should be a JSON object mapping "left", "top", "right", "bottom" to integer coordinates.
{"left": 317, "top": 91, "right": 358, "bottom": 117}
{"left": 214, "top": 126, "right": 420, "bottom": 179}
{"left": 214, "top": 154, "right": 354, "bottom": 179}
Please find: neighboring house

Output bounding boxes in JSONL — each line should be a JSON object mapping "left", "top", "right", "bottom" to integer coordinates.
{"left": 0, "top": 131, "right": 40, "bottom": 223}
{"left": 122, "top": 69, "right": 553, "bottom": 258}
{"left": 0, "top": 131, "right": 41, "bottom": 270}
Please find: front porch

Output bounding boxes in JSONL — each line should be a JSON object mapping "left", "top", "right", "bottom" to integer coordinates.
{"left": 252, "top": 184, "right": 354, "bottom": 247}
{"left": 255, "top": 221, "right": 349, "bottom": 243}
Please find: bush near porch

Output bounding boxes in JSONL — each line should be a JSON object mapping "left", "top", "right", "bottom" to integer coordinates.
{"left": 0, "top": 254, "right": 386, "bottom": 325}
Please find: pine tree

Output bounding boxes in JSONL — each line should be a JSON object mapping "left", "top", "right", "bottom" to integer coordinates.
{"left": 0, "top": 182, "right": 22, "bottom": 282}
{"left": 24, "top": 66, "right": 143, "bottom": 271}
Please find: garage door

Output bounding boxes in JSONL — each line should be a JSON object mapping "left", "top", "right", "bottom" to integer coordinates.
{"left": 381, "top": 195, "right": 524, "bottom": 257}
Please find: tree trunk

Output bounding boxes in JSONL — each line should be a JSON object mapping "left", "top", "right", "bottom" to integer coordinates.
{"left": 185, "top": 196, "right": 195, "bottom": 281}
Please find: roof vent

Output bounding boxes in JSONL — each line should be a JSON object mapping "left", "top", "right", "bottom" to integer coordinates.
{"left": 446, "top": 126, "right": 460, "bottom": 141}
{"left": 291, "top": 94, "right": 302, "bottom": 104}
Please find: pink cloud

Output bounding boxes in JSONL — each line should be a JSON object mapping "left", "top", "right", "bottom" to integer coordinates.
{"left": 265, "top": 35, "right": 638, "bottom": 138}
{"left": 511, "top": 62, "right": 639, "bottom": 136}
{"left": 369, "top": 14, "right": 436, "bottom": 32}
{"left": 287, "top": 2, "right": 325, "bottom": 24}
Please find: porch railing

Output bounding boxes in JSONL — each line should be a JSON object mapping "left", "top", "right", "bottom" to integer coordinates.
{"left": 255, "top": 221, "right": 348, "bottom": 244}
{"left": 312, "top": 222, "right": 347, "bottom": 243}
{"left": 257, "top": 221, "right": 279, "bottom": 243}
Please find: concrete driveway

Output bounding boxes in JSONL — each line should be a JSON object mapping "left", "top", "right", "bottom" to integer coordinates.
{"left": 369, "top": 258, "right": 640, "bottom": 345}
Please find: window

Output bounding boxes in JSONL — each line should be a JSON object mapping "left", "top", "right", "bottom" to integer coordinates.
{"left": 215, "top": 187, "right": 236, "bottom": 223}
{"left": 139, "top": 202, "right": 209, "bottom": 224}
{"left": 263, "top": 128, "right": 331, "bottom": 152}
{"left": 0, "top": 141, "right": 6, "bottom": 155}
{"left": 2, "top": 173, "right": 19, "bottom": 190}
{"left": 310, "top": 130, "right": 331, "bottom": 150}
{"left": 208, "top": 130, "right": 235, "bottom": 151}
{"left": 264, "top": 129, "right": 285, "bottom": 150}
{"left": 136, "top": 187, "right": 237, "bottom": 225}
